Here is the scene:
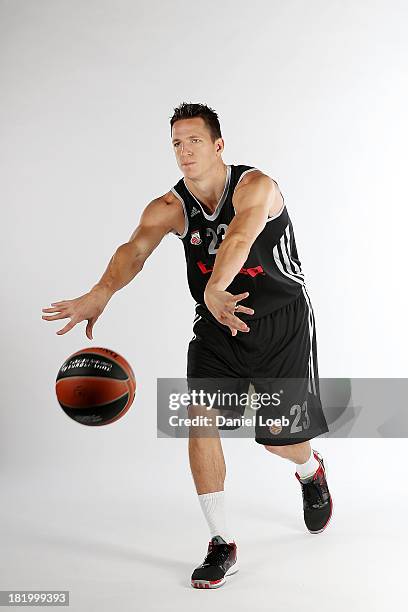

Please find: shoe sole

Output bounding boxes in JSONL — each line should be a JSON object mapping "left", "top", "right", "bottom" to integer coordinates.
{"left": 307, "top": 450, "right": 334, "bottom": 535}
{"left": 191, "top": 563, "right": 239, "bottom": 589}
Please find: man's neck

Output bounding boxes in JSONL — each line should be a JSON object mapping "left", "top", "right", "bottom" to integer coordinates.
{"left": 184, "top": 162, "right": 228, "bottom": 213}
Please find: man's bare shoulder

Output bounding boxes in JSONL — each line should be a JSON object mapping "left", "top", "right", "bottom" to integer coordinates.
{"left": 240, "top": 168, "right": 264, "bottom": 184}
{"left": 233, "top": 169, "right": 284, "bottom": 217}
{"left": 144, "top": 191, "right": 185, "bottom": 235}
{"left": 157, "top": 190, "right": 181, "bottom": 206}
{"left": 236, "top": 169, "right": 273, "bottom": 189}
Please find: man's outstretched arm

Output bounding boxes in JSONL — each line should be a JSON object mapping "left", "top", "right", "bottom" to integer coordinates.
{"left": 204, "top": 174, "right": 281, "bottom": 336}
{"left": 42, "top": 197, "right": 180, "bottom": 338}
{"left": 93, "top": 198, "right": 179, "bottom": 298}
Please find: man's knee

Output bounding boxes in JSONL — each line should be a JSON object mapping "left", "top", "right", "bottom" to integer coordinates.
{"left": 187, "top": 404, "right": 220, "bottom": 439}
{"left": 263, "top": 440, "right": 310, "bottom": 458}
{"left": 187, "top": 404, "right": 208, "bottom": 418}
{"left": 263, "top": 444, "right": 291, "bottom": 457}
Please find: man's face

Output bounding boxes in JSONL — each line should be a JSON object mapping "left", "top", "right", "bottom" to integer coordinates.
{"left": 171, "top": 117, "right": 223, "bottom": 178}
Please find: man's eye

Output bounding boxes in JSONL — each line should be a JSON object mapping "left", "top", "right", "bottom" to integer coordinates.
{"left": 174, "top": 139, "right": 200, "bottom": 147}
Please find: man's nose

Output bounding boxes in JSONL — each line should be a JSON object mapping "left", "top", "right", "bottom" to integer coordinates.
{"left": 180, "top": 143, "right": 192, "bottom": 155}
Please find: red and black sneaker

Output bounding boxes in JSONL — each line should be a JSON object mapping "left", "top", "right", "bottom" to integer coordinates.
{"left": 191, "top": 535, "right": 238, "bottom": 589}
{"left": 295, "top": 450, "right": 333, "bottom": 534}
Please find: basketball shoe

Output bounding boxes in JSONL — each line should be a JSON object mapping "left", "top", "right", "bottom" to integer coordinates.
{"left": 295, "top": 449, "right": 333, "bottom": 534}
{"left": 191, "top": 535, "right": 238, "bottom": 589}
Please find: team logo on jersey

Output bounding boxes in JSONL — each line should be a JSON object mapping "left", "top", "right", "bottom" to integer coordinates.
{"left": 190, "top": 230, "right": 202, "bottom": 245}
{"left": 191, "top": 206, "right": 200, "bottom": 217}
{"left": 196, "top": 260, "right": 265, "bottom": 277}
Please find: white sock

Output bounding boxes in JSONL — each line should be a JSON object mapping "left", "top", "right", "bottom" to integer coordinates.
{"left": 296, "top": 448, "right": 320, "bottom": 480}
{"left": 198, "top": 490, "right": 233, "bottom": 544}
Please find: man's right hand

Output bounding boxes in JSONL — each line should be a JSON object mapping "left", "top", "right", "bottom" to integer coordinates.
{"left": 41, "top": 286, "right": 112, "bottom": 339}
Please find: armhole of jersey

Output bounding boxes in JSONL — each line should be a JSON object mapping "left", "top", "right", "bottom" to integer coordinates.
{"left": 235, "top": 166, "right": 259, "bottom": 187}
{"left": 170, "top": 188, "right": 189, "bottom": 239}
{"left": 232, "top": 169, "right": 286, "bottom": 221}
{"left": 266, "top": 178, "right": 286, "bottom": 222}
{"left": 232, "top": 167, "right": 259, "bottom": 214}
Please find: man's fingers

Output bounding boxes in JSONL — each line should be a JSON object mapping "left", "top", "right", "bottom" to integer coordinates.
{"left": 221, "top": 312, "right": 249, "bottom": 332}
{"left": 227, "top": 325, "right": 238, "bottom": 336}
{"left": 230, "top": 315, "right": 250, "bottom": 332}
{"left": 235, "top": 306, "right": 254, "bottom": 315}
{"left": 86, "top": 319, "right": 95, "bottom": 340}
{"left": 42, "top": 307, "right": 66, "bottom": 313}
{"left": 227, "top": 299, "right": 254, "bottom": 317}
{"left": 233, "top": 291, "right": 250, "bottom": 302}
{"left": 56, "top": 319, "right": 77, "bottom": 335}
{"left": 42, "top": 312, "right": 70, "bottom": 321}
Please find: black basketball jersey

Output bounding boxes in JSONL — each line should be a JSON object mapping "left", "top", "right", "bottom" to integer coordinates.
{"left": 171, "top": 164, "right": 306, "bottom": 322}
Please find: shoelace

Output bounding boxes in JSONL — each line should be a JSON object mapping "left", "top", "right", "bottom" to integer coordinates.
{"left": 204, "top": 544, "right": 231, "bottom": 566}
{"left": 302, "top": 478, "right": 326, "bottom": 508}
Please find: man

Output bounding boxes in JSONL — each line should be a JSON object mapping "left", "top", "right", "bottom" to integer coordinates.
{"left": 42, "top": 102, "right": 332, "bottom": 590}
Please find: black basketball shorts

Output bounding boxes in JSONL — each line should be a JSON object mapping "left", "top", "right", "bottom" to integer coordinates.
{"left": 186, "top": 289, "right": 329, "bottom": 446}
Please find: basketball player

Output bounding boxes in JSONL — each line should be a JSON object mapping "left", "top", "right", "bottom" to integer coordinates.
{"left": 42, "top": 103, "right": 333, "bottom": 590}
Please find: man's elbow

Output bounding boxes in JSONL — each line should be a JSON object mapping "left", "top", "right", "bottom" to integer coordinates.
{"left": 117, "top": 242, "right": 148, "bottom": 269}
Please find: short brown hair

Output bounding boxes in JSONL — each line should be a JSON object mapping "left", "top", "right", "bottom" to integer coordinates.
{"left": 170, "top": 102, "right": 222, "bottom": 142}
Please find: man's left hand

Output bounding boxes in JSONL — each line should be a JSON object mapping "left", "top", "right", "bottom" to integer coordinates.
{"left": 203, "top": 287, "right": 255, "bottom": 336}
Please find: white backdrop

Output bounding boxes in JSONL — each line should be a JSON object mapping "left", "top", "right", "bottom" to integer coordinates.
{"left": 1, "top": 1, "right": 407, "bottom": 610}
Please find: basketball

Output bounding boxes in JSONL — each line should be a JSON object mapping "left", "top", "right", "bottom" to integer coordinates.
{"left": 55, "top": 347, "right": 136, "bottom": 426}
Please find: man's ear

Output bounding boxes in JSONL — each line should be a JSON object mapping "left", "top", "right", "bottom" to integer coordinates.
{"left": 216, "top": 138, "right": 224, "bottom": 153}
